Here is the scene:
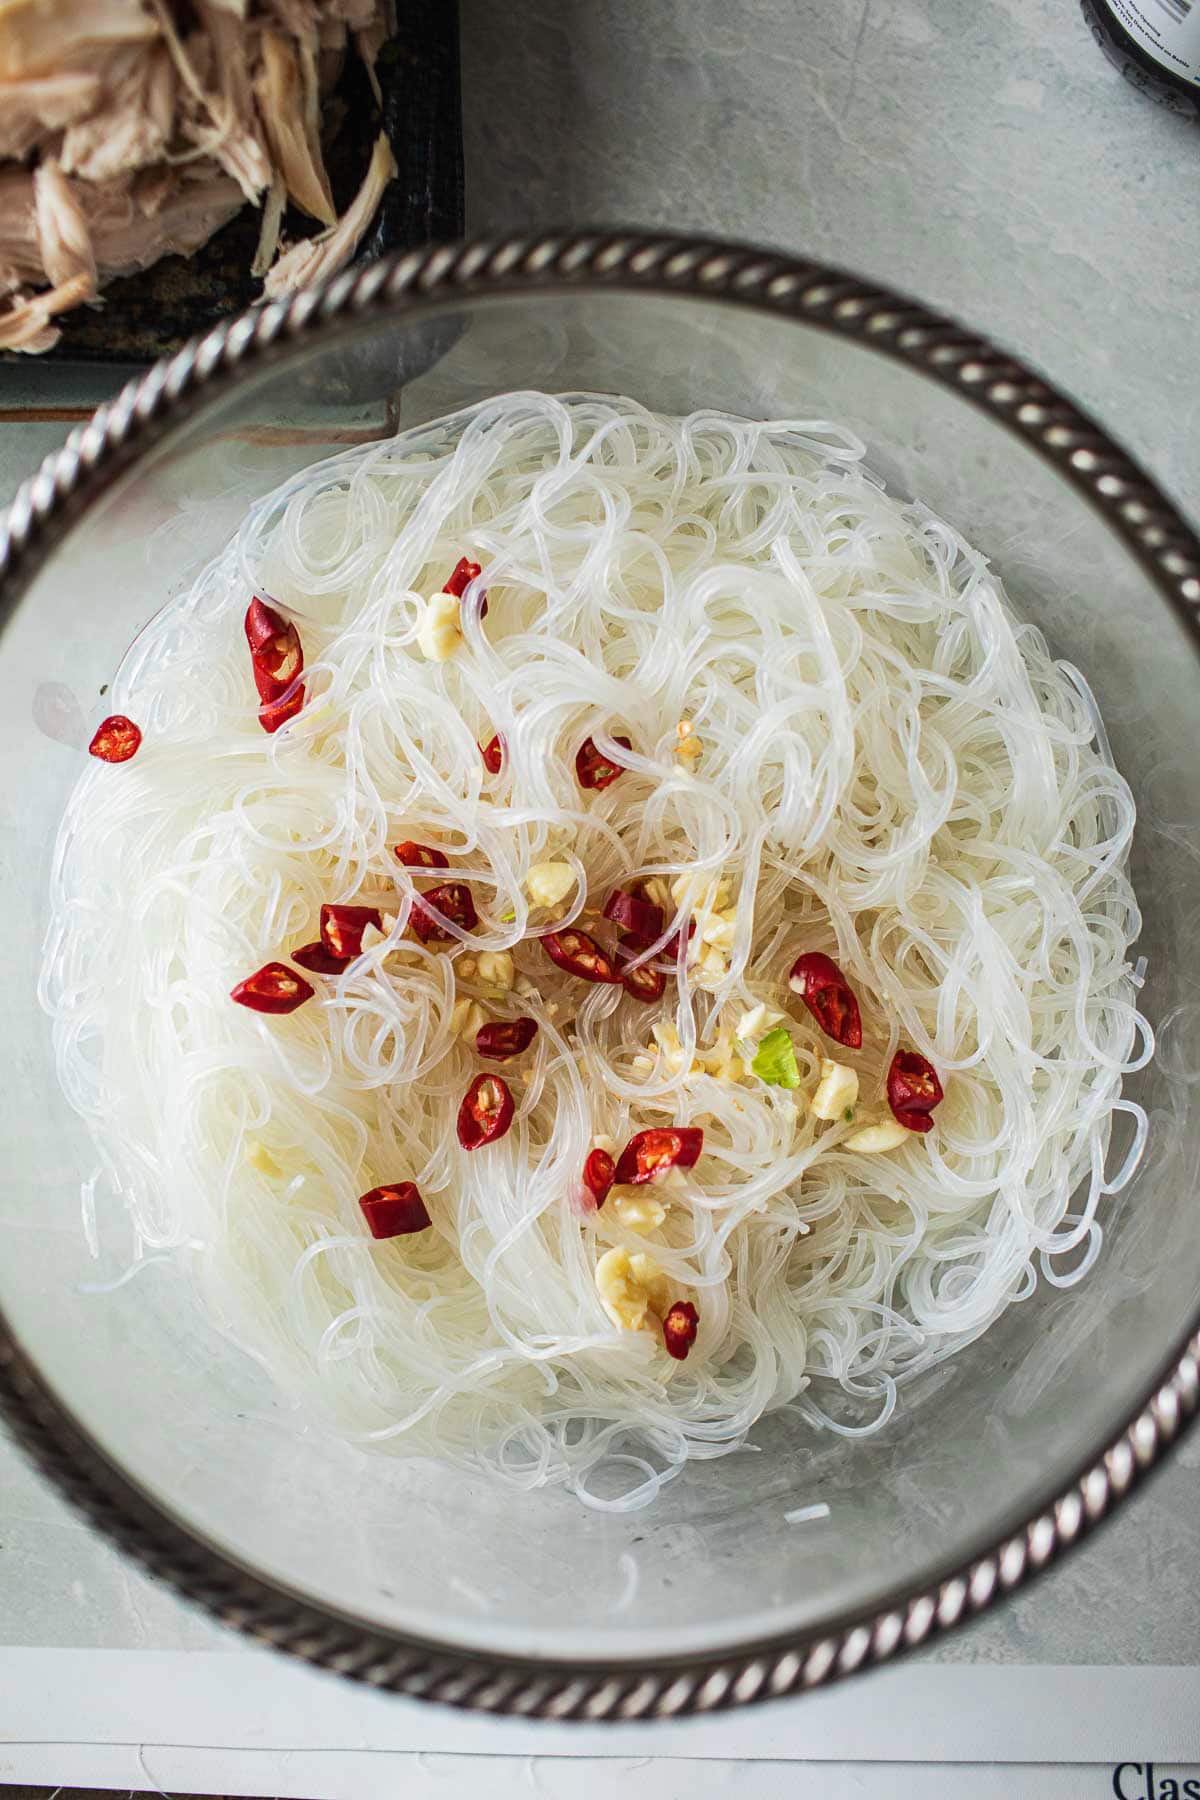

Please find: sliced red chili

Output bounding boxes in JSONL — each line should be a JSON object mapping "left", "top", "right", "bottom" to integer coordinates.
{"left": 292, "top": 940, "right": 352, "bottom": 975}
{"left": 619, "top": 959, "right": 666, "bottom": 1004}
{"left": 614, "top": 1127, "right": 704, "bottom": 1186}
{"left": 886, "top": 1049, "right": 944, "bottom": 1134}
{"left": 445, "top": 555, "right": 486, "bottom": 618}
{"left": 788, "top": 951, "right": 863, "bottom": 1049}
{"left": 244, "top": 597, "right": 304, "bottom": 701}
{"left": 88, "top": 715, "right": 142, "bottom": 763}
{"left": 582, "top": 1147, "right": 616, "bottom": 1209}
{"left": 359, "top": 1182, "right": 432, "bottom": 1239}
{"left": 603, "top": 887, "right": 664, "bottom": 945}
{"left": 457, "top": 1073, "right": 515, "bottom": 1150}
{"left": 444, "top": 556, "right": 482, "bottom": 599}
{"left": 475, "top": 1016, "right": 538, "bottom": 1060}
{"left": 320, "top": 903, "right": 382, "bottom": 959}
{"left": 230, "top": 960, "right": 314, "bottom": 1015}
{"left": 542, "top": 928, "right": 620, "bottom": 984}
{"left": 258, "top": 684, "right": 305, "bottom": 734}
{"left": 394, "top": 839, "right": 450, "bottom": 870}
{"left": 662, "top": 1300, "right": 699, "bottom": 1361}
{"left": 480, "top": 733, "right": 504, "bottom": 774}
{"left": 411, "top": 881, "right": 478, "bottom": 942}
{"left": 576, "top": 734, "right": 632, "bottom": 791}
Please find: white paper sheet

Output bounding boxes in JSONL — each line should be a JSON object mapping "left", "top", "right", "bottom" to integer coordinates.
{"left": 1, "top": 1647, "right": 1198, "bottom": 1763}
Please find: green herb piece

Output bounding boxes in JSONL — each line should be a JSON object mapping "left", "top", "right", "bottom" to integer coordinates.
{"left": 751, "top": 1027, "right": 801, "bottom": 1089}
{"left": 843, "top": 1106, "right": 855, "bottom": 1123}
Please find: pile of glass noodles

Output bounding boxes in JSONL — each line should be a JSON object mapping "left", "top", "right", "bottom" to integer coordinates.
{"left": 41, "top": 392, "right": 1151, "bottom": 1509}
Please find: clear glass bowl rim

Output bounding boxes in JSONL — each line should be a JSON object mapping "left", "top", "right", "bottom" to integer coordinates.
{"left": 1, "top": 228, "right": 1198, "bottom": 1720}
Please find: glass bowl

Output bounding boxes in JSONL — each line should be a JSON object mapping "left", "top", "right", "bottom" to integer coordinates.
{"left": 1, "top": 232, "right": 1198, "bottom": 1720}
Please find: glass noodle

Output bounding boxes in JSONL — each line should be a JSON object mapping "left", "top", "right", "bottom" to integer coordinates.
{"left": 39, "top": 393, "right": 1151, "bottom": 1510}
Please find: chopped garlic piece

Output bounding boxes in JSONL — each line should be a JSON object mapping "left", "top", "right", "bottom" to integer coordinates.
{"left": 699, "top": 907, "right": 738, "bottom": 949}
{"left": 526, "top": 861, "right": 576, "bottom": 907}
{"left": 476, "top": 948, "right": 515, "bottom": 989}
{"left": 361, "top": 911, "right": 398, "bottom": 950}
{"left": 695, "top": 942, "right": 730, "bottom": 988}
{"left": 450, "top": 997, "right": 487, "bottom": 1042}
{"left": 514, "top": 974, "right": 540, "bottom": 999}
{"left": 591, "top": 1132, "right": 619, "bottom": 1157}
{"left": 641, "top": 876, "right": 672, "bottom": 912}
{"left": 675, "top": 719, "right": 703, "bottom": 761}
{"left": 246, "top": 1141, "right": 282, "bottom": 1178}
{"left": 610, "top": 1190, "right": 668, "bottom": 1232}
{"left": 845, "top": 1118, "right": 910, "bottom": 1153}
{"left": 736, "top": 1001, "right": 785, "bottom": 1042}
{"left": 651, "top": 1019, "right": 690, "bottom": 1074}
{"left": 456, "top": 954, "right": 477, "bottom": 979}
{"left": 811, "top": 1059, "right": 860, "bottom": 1121}
{"left": 416, "top": 591, "right": 464, "bottom": 661}
{"left": 672, "top": 870, "right": 733, "bottom": 909}
{"left": 595, "top": 1246, "right": 671, "bottom": 1330}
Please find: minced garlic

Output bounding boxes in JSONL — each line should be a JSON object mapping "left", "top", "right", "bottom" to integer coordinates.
{"left": 416, "top": 591, "right": 464, "bottom": 661}
{"left": 246, "top": 1141, "right": 282, "bottom": 1178}
{"left": 609, "top": 1190, "right": 668, "bottom": 1232}
{"left": 811, "top": 1058, "right": 860, "bottom": 1121}
{"left": 844, "top": 1118, "right": 910, "bottom": 1153}
{"left": 526, "top": 861, "right": 576, "bottom": 908}
{"left": 476, "top": 948, "right": 515, "bottom": 989}
{"left": 595, "top": 1247, "right": 671, "bottom": 1331}
{"left": 449, "top": 997, "right": 487, "bottom": 1042}
{"left": 735, "top": 1001, "right": 785, "bottom": 1042}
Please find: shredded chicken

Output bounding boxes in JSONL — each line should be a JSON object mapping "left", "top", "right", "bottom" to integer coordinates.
{"left": 254, "top": 31, "right": 335, "bottom": 224}
{"left": 264, "top": 129, "right": 394, "bottom": 298}
{"left": 33, "top": 160, "right": 96, "bottom": 292}
{"left": 0, "top": 0, "right": 394, "bottom": 353}
{"left": 0, "top": 0, "right": 159, "bottom": 81}
{"left": 0, "top": 270, "right": 91, "bottom": 352}
{"left": 89, "top": 167, "right": 246, "bottom": 278}
{"left": 0, "top": 69, "right": 105, "bottom": 161}
{"left": 60, "top": 46, "right": 176, "bottom": 183}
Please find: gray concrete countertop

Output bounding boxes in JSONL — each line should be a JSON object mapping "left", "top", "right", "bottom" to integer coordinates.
{"left": 0, "top": 0, "right": 1196, "bottom": 1674}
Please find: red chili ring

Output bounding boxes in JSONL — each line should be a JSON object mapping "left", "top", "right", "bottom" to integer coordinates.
{"left": 619, "top": 959, "right": 666, "bottom": 1004}
{"left": 395, "top": 840, "right": 450, "bottom": 870}
{"left": 292, "top": 940, "right": 352, "bottom": 975}
{"left": 581, "top": 1147, "right": 616, "bottom": 1208}
{"left": 604, "top": 887, "right": 664, "bottom": 943}
{"left": 541, "top": 928, "right": 620, "bottom": 984}
{"left": 359, "top": 1183, "right": 432, "bottom": 1239}
{"left": 320, "top": 903, "right": 382, "bottom": 959}
{"left": 475, "top": 1016, "right": 539, "bottom": 1060}
{"left": 411, "top": 882, "right": 478, "bottom": 942}
{"left": 457, "top": 1073, "right": 515, "bottom": 1150}
{"left": 444, "top": 556, "right": 482, "bottom": 599}
{"left": 662, "top": 1300, "right": 699, "bottom": 1361}
{"left": 244, "top": 597, "right": 304, "bottom": 702}
{"left": 886, "top": 1049, "right": 944, "bottom": 1133}
{"left": 230, "top": 961, "right": 314, "bottom": 1015}
{"left": 788, "top": 951, "right": 862, "bottom": 1049}
{"left": 576, "top": 734, "right": 632, "bottom": 791}
{"left": 614, "top": 1126, "right": 703, "bottom": 1186}
{"left": 88, "top": 715, "right": 142, "bottom": 763}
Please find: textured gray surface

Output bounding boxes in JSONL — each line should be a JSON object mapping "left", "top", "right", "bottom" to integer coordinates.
{"left": 460, "top": 0, "right": 1199, "bottom": 518}
{"left": 0, "top": 0, "right": 1197, "bottom": 1678}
